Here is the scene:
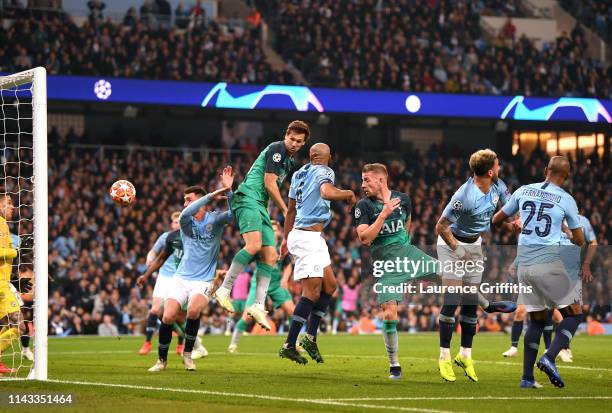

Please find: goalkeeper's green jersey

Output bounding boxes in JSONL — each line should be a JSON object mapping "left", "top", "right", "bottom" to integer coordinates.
{"left": 235, "top": 141, "right": 294, "bottom": 205}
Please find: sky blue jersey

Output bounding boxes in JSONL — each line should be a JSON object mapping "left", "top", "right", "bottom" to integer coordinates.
{"left": 10, "top": 233, "right": 20, "bottom": 248}
{"left": 442, "top": 177, "right": 510, "bottom": 237}
{"left": 502, "top": 181, "right": 580, "bottom": 265}
{"left": 289, "top": 163, "right": 335, "bottom": 229}
{"left": 152, "top": 231, "right": 178, "bottom": 277}
{"left": 174, "top": 192, "right": 233, "bottom": 282}
{"left": 560, "top": 214, "right": 596, "bottom": 245}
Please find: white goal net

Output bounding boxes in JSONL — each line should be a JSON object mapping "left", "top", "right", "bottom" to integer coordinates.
{"left": 0, "top": 67, "right": 48, "bottom": 380}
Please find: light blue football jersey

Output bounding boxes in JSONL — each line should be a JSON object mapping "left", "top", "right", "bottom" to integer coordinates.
{"left": 559, "top": 214, "right": 595, "bottom": 278}
{"left": 502, "top": 181, "right": 580, "bottom": 265}
{"left": 152, "top": 231, "right": 178, "bottom": 277}
{"left": 174, "top": 193, "right": 233, "bottom": 282}
{"left": 442, "top": 177, "right": 510, "bottom": 237}
{"left": 10, "top": 233, "right": 20, "bottom": 248}
{"left": 288, "top": 163, "right": 335, "bottom": 229}
{"left": 560, "top": 214, "right": 596, "bottom": 245}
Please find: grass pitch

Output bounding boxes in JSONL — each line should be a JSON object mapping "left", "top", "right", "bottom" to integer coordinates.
{"left": 1, "top": 333, "right": 610, "bottom": 412}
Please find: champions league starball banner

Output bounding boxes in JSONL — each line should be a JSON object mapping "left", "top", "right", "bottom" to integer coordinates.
{"left": 26, "top": 75, "right": 612, "bottom": 123}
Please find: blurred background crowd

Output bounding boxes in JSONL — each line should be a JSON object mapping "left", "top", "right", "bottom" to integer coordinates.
{"left": 1, "top": 0, "right": 610, "bottom": 97}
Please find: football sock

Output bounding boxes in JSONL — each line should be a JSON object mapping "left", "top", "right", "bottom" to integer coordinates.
{"left": 20, "top": 322, "right": 30, "bottom": 348}
{"left": 231, "top": 318, "right": 249, "bottom": 346}
{"left": 546, "top": 315, "right": 581, "bottom": 359}
{"left": 253, "top": 262, "right": 273, "bottom": 306}
{"left": 459, "top": 305, "right": 477, "bottom": 352}
{"left": 145, "top": 313, "right": 158, "bottom": 343}
{"left": 523, "top": 319, "right": 545, "bottom": 380}
{"left": 285, "top": 297, "right": 314, "bottom": 347}
{"left": 221, "top": 249, "right": 254, "bottom": 291}
{"left": 511, "top": 320, "right": 524, "bottom": 347}
{"left": 543, "top": 317, "right": 554, "bottom": 349}
{"left": 382, "top": 320, "right": 400, "bottom": 367}
{"left": 439, "top": 305, "right": 457, "bottom": 357}
{"left": 158, "top": 322, "right": 173, "bottom": 362}
{"left": 306, "top": 292, "right": 332, "bottom": 339}
{"left": 184, "top": 318, "right": 200, "bottom": 353}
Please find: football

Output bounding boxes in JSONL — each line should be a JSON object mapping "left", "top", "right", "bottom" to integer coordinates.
{"left": 109, "top": 180, "right": 136, "bottom": 206}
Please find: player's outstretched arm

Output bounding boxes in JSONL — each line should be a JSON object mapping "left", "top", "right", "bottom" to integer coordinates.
{"left": 136, "top": 250, "right": 170, "bottom": 288}
{"left": 264, "top": 172, "right": 288, "bottom": 217}
{"left": 320, "top": 183, "right": 356, "bottom": 206}
{"left": 356, "top": 198, "right": 400, "bottom": 246}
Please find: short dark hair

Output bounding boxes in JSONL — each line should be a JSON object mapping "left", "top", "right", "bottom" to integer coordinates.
{"left": 184, "top": 186, "right": 206, "bottom": 197}
{"left": 286, "top": 120, "right": 310, "bottom": 141}
{"left": 362, "top": 163, "right": 388, "bottom": 176}
{"left": 469, "top": 149, "right": 497, "bottom": 176}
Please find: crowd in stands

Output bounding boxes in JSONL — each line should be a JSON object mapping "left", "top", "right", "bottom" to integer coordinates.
{"left": 1, "top": 1, "right": 610, "bottom": 97}
{"left": 560, "top": 0, "right": 611, "bottom": 44}
{"left": 40, "top": 130, "right": 611, "bottom": 337}
{"left": 0, "top": 1, "right": 290, "bottom": 84}
{"left": 264, "top": 0, "right": 610, "bottom": 97}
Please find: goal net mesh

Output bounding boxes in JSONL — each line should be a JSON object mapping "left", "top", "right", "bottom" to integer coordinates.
{"left": 0, "top": 71, "right": 37, "bottom": 379}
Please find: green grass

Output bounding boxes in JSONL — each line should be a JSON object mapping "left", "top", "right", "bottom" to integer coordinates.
{"left": 1, "top": 333, "right": 611, "bottom": 412}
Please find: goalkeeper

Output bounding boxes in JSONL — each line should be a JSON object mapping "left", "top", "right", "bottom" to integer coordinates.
{"left": 0, "top": 195, "right": 32, "bottom": 374}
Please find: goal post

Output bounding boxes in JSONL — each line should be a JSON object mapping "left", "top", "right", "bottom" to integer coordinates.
{"left": 0, "top": 67, "right": 48, "bottom": 380}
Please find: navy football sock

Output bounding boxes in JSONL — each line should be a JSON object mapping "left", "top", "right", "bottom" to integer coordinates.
{"left": 439, "top": 305, "right": 457, "bottom": 348}
{"left": 158, "top": 322, "right": 173, "bottom": 362}
{"left": 543, "top": 318, "right": 554, "bottom": 349}
{"left": 285, "top": 297, "right": 314, "bottom": 347}
{"left": 459, "top": 305, "right": 478, "bottom": 349}
{"left": 511, "top": 320, "right": 524, "bottom": 347}
{"left": 306, "top": 292, "right": 332, "bottom": 339}
{"left": 145, "top": 313, "right": 158, "bottom": 343}
{"left": 546, "top": 315, "right": 581, "bottom": 359}
{"left": 184, "top": 318, "right": 200, "bottom": 353}
{"left": 523, "top": 319, "right": 545, "bottom": 380}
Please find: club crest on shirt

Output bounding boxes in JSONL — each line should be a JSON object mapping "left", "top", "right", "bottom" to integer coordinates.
{"left": 492, "top": 193, "right": 499, "bottom": 205}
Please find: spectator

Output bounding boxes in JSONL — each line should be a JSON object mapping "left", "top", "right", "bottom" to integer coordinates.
{"left": 98, "top": 314, "right": 119, "bottom": 336}
{"left": 156, "top": 0, "right": 172, "bottom": 30}
{"left": 123, "top": 7, "right": 138, "bottom": 29}
{"left": 175, "top": 1, "right": 190, "bottom": 29}
{"left": 500, "top": 17, "right": 516, "bottom": 46}
{"left": 87, "top": 0, "right": 105, "bottom": 26}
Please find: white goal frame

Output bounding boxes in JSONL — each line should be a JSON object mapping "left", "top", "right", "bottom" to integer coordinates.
{"left": 0, "top": 67, "right": 48, "bottom": 380}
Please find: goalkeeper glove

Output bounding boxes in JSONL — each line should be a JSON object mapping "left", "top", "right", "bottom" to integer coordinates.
{"left": 10, "top": 276, "right": 32, "bottom": 293}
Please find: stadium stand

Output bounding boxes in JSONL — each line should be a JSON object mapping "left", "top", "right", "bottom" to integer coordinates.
{"left": 262, "top": 0, "right": 610, "bottom": 96}
{"left": 559, "top": 0, "right": 611, "bottom": 44}
{"left": 1, "top": 1, "right": 609, "bottom": 97}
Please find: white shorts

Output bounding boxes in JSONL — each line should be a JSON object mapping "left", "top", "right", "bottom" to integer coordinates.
{"left": 436, "top": 235, "right": 484, "bottom": 284}
{"left": 165, "top": 276, "right": 212, "bottom": 309}
{"left": 287, "top": 228, "right": 331, "bottom": 281}
{"left": 517, "top": 260, "right": 581, "bottom": 312}
{"left": 152, "top": 274, "right": 174, "bottom": 299}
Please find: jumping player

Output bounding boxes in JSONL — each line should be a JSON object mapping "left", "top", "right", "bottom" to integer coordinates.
{"left": 280, "top": 143, "right": 355, "bottom": 364}
{"left": 214, "top": 121, "right": 309, "bottom": 331}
